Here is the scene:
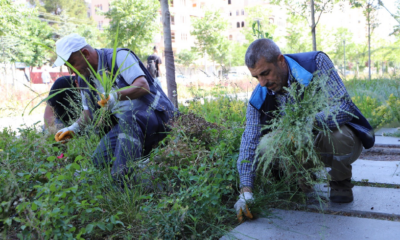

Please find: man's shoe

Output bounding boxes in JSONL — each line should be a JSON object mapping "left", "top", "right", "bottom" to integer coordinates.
{"left": 329, "top": 179, "right": 354, "bottom": 203}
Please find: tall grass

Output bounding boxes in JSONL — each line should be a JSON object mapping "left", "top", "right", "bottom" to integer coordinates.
{"left": 0, "top": 83, "right": 47, "bottom": 118}
{"left": 345, "top": 79, "right": 400, "bottom": 128}
{"left": 344, "top": 78, "right": 400, "bottom": 104}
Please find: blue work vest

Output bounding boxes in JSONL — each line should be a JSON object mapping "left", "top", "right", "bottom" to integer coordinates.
{"left": 249, "top": 51, "right": 375, "bottom": 149}
{"left": 78, "top": 48, "right": 176, "bottom": 117}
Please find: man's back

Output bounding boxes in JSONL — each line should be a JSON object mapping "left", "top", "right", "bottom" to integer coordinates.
{"left": 147, "top": 53, "right": 162, "bottom": 78}
{"left": 48, "top": 76, "right": 81, "bottom": 125}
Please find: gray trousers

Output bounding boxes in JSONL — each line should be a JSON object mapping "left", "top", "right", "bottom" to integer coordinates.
{"left": 315, "top": 125, "right": 363, "bottom": 181}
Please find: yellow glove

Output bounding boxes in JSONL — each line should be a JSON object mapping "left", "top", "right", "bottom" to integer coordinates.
{"left": 54, "top": 122, "right": 80, "bottom": 142}
{"left": 97, "top": 94, "right": 110, "bottom": 107}
{"left": 234, "top": 192, "right": 254, "bottom": 223}
{"left": 97, "top": 92, "right": 117, "bottom": 110}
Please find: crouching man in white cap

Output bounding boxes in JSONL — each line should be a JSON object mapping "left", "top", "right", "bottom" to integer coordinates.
{"left": 53, "top": 33, "right": 177, "bottom": 183}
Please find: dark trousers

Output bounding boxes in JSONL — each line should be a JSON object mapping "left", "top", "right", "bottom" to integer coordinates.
{"left": 92, "top": 107, "right": 172, "bottom": 176}
{"left": 315, "top": 124, "right": 363, "bottom": 181}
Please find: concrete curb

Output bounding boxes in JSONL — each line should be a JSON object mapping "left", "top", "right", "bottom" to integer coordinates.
{"left": 363, "top": 147, "right": 400, "bottom": 155}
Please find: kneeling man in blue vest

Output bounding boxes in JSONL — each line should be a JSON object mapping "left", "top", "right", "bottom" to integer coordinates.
{"left": 52, "top": 34, "right": 177, "bottom": 184}
{"left": 235, "top": 39, "right": 375, "bottom": 222}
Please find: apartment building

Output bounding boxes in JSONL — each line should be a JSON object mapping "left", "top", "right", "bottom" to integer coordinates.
{"left": 222, "top": 0, "right": 287, "bottom": 44}
{"left": 89, "top": 0, "right": 396, "bottom": 52}
{"left": 88, "top": 0, "right": 286, "bottom": 53}
{"left": 167, "top": 0, "right": 199, "bottom": 52}
{"left": 90, "top": 0, "right": 110, "bottom": 30}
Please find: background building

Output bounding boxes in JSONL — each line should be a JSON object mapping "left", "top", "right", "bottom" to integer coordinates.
{"left": 90, "top": 0, "right": 110, "bottom": 30}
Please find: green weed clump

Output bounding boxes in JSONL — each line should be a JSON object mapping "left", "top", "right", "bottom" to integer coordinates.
{"left": 351, "top": 93, "right": 400, "bottom": 129}
{"left": 0, "top": 126, "right": 125, "bottom": 239}
{"left": 181, "top": 84, "right": 248, "bottom": 126}
{"left": 0, "top": 100, "right": 246, "bottom": 239}
{"left": 345, "top": 78, "right": 400, "bottom": 128}
{"left": 256, "top": 73, "right": 342, "bottom": 192}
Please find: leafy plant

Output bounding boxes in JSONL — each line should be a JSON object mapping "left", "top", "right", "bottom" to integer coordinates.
{"left": 252, "top": 21, "right": 273, "bottom": 40}
{"left": 352, "top": 95, "right": 382, "bottom": 128}
{"left": 256, "top": 72, "right": 342, "bottom": 185}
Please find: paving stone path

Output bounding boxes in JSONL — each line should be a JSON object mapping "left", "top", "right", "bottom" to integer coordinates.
{"left": 223, "top": 135, "right": 400, "bottom": 240}
{"left": 221, "top": 209, "right": 400, "bottom": 240}
{"left": 375, "top": 127, "right": 400, "bottom": 136}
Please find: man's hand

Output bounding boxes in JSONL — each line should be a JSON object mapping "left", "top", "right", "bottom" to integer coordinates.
{"left": 55, "top": 122, "right": 80, "bottom": 142}
{"left": 97, "top": 92, "right": 117, "bottom": 111}
{"left": 234, "top": 192, "right": 254, "bottom": 223}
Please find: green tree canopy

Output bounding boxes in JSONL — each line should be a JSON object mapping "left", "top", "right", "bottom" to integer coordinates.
{"left": 283, "top": 15, "right": 309, "bottom": 53}
{"left": 242, "top": 5, "right": 277, "bottom": 43}
{"left": 191, "top": 10, "right": 229, "bottom": 57}
{"left": 0, "top": 0, "right": 31, "bottom": 36}
{"left": 230, "top": 42, "right": 247, "bottom": 67}
{"left": 176, "top": 49, "right": 199, "bottom": 68}
{"left": 191, "top": 10, "right": 231, "bottom": 70}
{"left": 29, "top": 0, "right": 89, "bottom": 21}
{"left": 104, "top": 0, "right": 160, "bottom": 58}
{"left": 272, "top": 0, "right": 343, "bottom": 50}
{"left": 0, "top": 2, "right": 54, "bottom": 67}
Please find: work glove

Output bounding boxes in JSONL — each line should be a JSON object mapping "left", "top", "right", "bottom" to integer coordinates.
{"left": 97, "top": 92, "right": 117, "bottom": 111}
{"left": 234, "top": 192, "right": 254, "bottom": 223}
{"left": 55, "top": 122, "right": 80, "bottom": 142}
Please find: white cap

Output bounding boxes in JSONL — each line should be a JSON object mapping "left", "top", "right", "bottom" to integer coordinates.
{"left": 52, "top": 33, "right": 88, "bottom": 68}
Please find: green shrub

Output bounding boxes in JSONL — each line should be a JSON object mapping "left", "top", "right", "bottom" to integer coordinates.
{"left": 0, "top": 99, "right": 246, "bottom": 239}
{"left": 345, "top": 79, "right": 400, "bottom": 129}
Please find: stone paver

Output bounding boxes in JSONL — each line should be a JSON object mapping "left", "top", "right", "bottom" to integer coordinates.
{"left": 375, "top": 136, "right": 400, "bottom": 146}
{"left": 352, "top": 159, "right": 400, "bottom": 184}
{"left": 221, "top": 209, "right": 400, "bottom": 240}
{"left": 319, "top": 159, "right": 400, "bottom": 184}
{"left": 375, "top": 128, "right": 400, "bottom": 136}
{"left": 313, "top": 184, "right": 400, "bottom": 217}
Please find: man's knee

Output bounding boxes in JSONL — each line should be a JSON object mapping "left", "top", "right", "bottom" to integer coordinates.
{"left": 316, "top": 125, "right": 361, "bottom": 156}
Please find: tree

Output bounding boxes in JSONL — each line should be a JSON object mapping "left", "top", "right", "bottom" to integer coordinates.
{"left": 20, "top": 17, "right": 54, "bottom": 68}
{"left": 272, "top": 0, "right": 343, "bottom": 51}
{"left": 327, "top": 27, "right": 356, "bottom": 76}
{"left": 28, "top": 0, "right": 103, "bottom": 52}
{"left": 230, "top": 42, "right": 247, "bottom": 67}
{"left": 378, "top": 0, "right": 400, "bottom": 35}
{"left": 76, "top": 23, "right": 105, "bottom": 48}
{"left": 242, "top": 5, "right": 277, "bottom": 43}
{"left": 191, "top": 10, "right": 230, "bottom": 73}
{"left": 0, "top": 0, "right": 30, "bottom": 36}
{"left": 29, "top": 0, "right": 89, "bottom": 21}
{"left": 0, "top": 3, "right": 54, "bottom": 86}
{"left": 351, "top": 0, "right": 380, "bottom": 80}
{"left": 105, "top": 0, "right": 160, "bottom": 58}
{"left": 176, "top": 49, "right": 199, "bottom": 75}
{"left": 160, "top": 0, "right": 178, "bottom": 108}
{"left": 55, "top": 11, "right": 76, "bottom": 38}
{"left": 213, "top": 36, "right": 232, "bottom": 74}
{"left": 0, "top": 2, "right": 53, "bottom": 66}
{"left": 283, "top": 15, "right": 310, "bottom": 53}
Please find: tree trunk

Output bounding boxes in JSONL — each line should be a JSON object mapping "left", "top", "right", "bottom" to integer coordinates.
{"left": 367, "top": 4, "right": 372, "bottom": 81}
{"left": 310, "top": 0, "right": 317, "bottom": 51}
{"left": 356, "top": 62, "right": 359, "bottom": 78}
{"left": 160, "top": 0, "right": 178, "bottom": 108}
{"left": 343, "top": 40, "right": 346, "bottom": 78}
{"left": 11, "top": 62, "right": 15, "bottom": 89}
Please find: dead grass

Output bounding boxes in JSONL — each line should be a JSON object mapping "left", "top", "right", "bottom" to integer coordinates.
{"left": 0, "top": 83, "right": 48, "bottom": 118}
